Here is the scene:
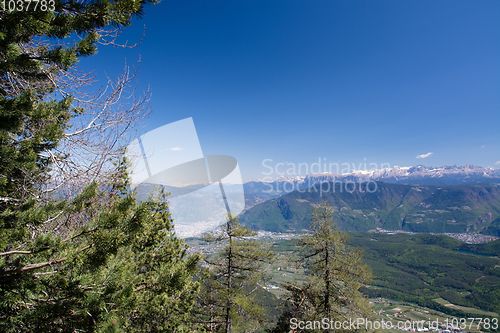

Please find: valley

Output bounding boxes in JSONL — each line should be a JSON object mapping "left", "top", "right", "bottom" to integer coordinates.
{"left": 186, "top": 232, "right": 500, "bottom": 331}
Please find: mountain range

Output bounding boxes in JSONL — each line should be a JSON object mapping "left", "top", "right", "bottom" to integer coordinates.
{"left": 239, "top": 181, "right": 500, "bottom": 236}
{"left": 244, "top": 164, "right": 500, "bottom": 199}
{"left": 135, "top": 165, "right": 500, "bottom": 236}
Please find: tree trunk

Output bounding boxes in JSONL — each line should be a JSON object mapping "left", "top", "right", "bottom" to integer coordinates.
{"left": 324, "top": 241, "right": 331, "bottom": 333}
{"left": 324, "top": 242, "right": 330, "bottom": 316}
{"left": 225, "top": 236, "right": 233, "bottom": 333}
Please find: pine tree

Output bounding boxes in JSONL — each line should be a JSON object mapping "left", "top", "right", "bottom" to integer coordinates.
{"left": 0, "top": 1, "right": 158, "bottom": 200}
{"left": 195, "top": 215, "right": 275, "bottom": 333}
{"left": 281, "top": 202, "right": 372, "bottom": 332}
{"left": 1, "top": 162, "right": 202, "bottom": 332}
{"left": 1, "top": 2, "right": 202, "bottom": 332}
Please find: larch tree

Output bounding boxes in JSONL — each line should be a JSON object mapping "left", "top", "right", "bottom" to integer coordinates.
{"left": 196, "top": 214, "right": 275, "bottom": 333}
{"left": 280, "top": 202, "right": 372, "bottom": 333}
{"left": 1, "top": 2, "right": 201, "bottom": 332}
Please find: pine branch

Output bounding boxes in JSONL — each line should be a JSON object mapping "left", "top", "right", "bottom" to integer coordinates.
{"left": 0, "top": 257, "right": 66, "bottom": 277}
{"left": 0, "top": 247, "right": 50, "bottom": 257}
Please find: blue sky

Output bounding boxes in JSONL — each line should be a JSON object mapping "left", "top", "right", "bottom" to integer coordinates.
{"left": 79, "top": 0, "right": 499, "bottom": 181}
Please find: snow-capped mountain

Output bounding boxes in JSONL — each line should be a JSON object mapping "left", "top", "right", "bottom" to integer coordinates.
{"left": 245, "top": 165, "right": 500, "bottom": 198}
{"left": 307, "top": 164, "right": 500, "bottom": 183}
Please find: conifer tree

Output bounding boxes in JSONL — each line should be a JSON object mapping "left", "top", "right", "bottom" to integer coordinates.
{"left": 280, "top": 202, "right": 372, "bottom": 332}
{"left": 1, "top": 175, "right": 201, "bottom": 332}
{"left": 196, "top": 215, "right": 275, "bottom": 333}
{"left": 1, "top": 2, "right": 202, "bottom": 332}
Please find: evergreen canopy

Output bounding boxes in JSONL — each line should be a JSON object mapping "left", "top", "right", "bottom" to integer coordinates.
{"left": 1, "top": 2, "right": 203, "bottom": 332}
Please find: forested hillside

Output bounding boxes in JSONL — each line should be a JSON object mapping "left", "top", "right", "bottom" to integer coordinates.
{"left": 239, "top": 182, "right": 500, "bottom": 234}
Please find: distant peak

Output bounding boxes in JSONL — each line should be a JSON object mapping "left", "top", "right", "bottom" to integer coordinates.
{"left": 247, "top": 164, "right": 500, "bottom": 184}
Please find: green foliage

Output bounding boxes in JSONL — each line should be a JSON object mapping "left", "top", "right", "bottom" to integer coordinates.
{"left": 0, "top": 2, "right": 205, "bottom": 332}
{"left": 278, "top": 202, "right": 372, "bottom": 332}
{"left": 239, "top": 182, "right": 500, "bottom": 234}
{"left": 348, "top": 233, "right": 500, "bottom": 315}
{"left": 481, "top": 216, "right": 500, "bottom": 237}
{"left": 1, "top": 173, "right": 201, "bottom": 332}
{"left": 460, "top": 238, "right": 500, "bottom": 256}
{"left": 1, "top": 0, "right": 161, "bottom": 202}
{"left": 195, "top": 215, "right": 275, "bottom": 333}
{"left": 1, "top": 0, "right": 158, "bottom": 195}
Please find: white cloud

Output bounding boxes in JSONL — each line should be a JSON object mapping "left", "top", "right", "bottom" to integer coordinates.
{"left": 166, "top": 147, "right": 184, "bottom": 151}
{"left": 495, "top": 161, "right": 500, "bottom": 165}
{"left": 416, "top": 152, "right": 433, "bottom": 159}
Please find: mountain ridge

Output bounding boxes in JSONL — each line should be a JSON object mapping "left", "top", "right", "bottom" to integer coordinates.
{"left": 239, "top": 181, "right": 500, "bottom": 236}
{"left": 248, "top": 164, "right": 500, "bottom": 187}
{"left": 243, "top": 165, "right": 500, "bottom": 204}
